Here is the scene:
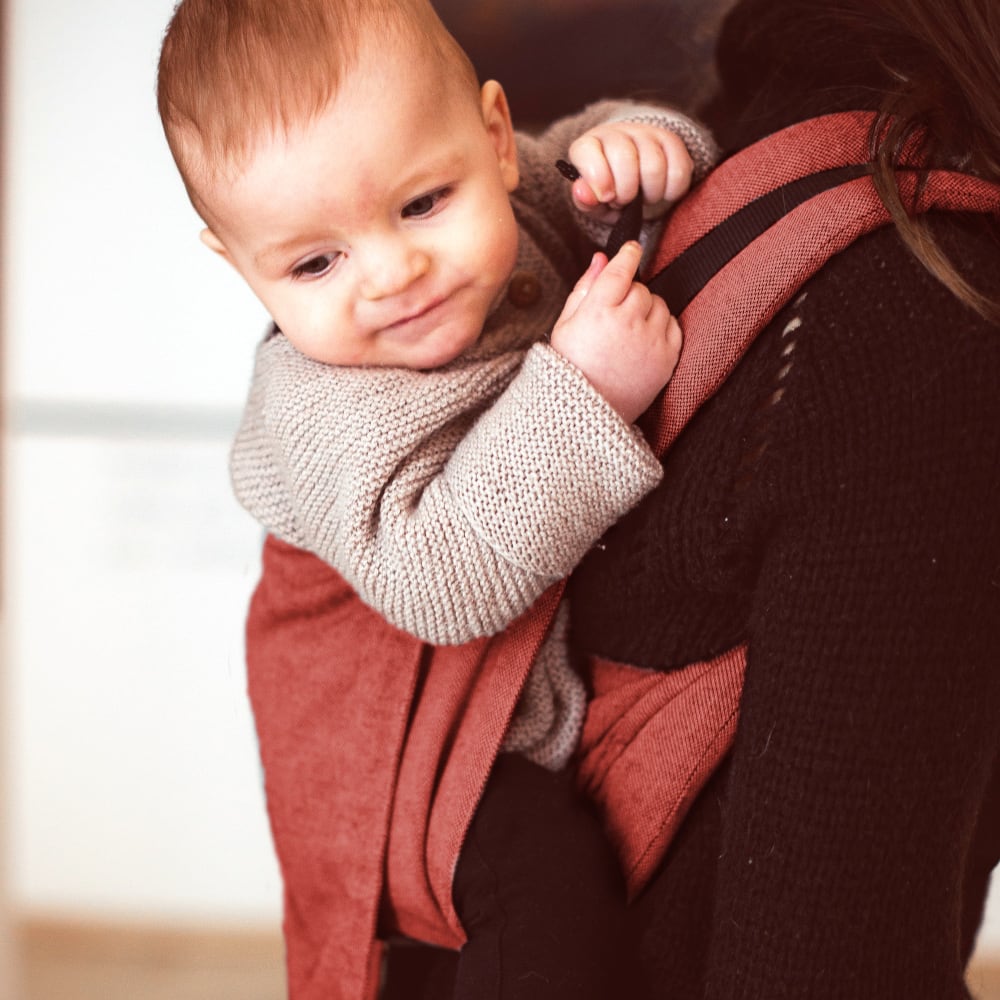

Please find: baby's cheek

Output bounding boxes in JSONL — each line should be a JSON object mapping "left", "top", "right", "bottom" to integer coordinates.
{"left": 280, "top": 310, "right": 333, "bottom": 365}
{"left": 490, "top": 214, "right": 521, "bottom": 280}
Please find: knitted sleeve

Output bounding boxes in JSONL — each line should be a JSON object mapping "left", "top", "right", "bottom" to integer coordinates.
{"left": 230, "top": 333, "right": 662, "bottom": 645}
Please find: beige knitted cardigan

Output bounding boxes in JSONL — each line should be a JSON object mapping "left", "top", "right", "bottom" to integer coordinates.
{"left": 230, "top": 101, "right": 717, "bottom": 767}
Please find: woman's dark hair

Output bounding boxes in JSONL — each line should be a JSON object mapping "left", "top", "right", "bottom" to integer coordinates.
{"left": 864, "top": 0, "right": 1000, "bottom": 319}
{"left": 711, "top": 0, "right": 999, "bottom": 318}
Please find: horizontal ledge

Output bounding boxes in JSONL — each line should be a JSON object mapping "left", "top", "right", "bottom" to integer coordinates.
{"left": 16, "top": 911, "right": 283, "bottom": 968}
{"left": 6, "top": 400, "right": 241, "bottom": 439}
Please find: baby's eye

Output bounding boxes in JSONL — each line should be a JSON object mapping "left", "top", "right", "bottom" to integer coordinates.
{"left": 402, "top": 187, "right": 451, "bottom": 219}
{"left": 291, "top": 253, "right": 339, "bottom": 280}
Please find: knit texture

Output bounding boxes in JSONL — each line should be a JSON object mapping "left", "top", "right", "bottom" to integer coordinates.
{"left": 231, "top": 100, "right": 717, "bottom": 769}
{"left": 501, "top": 602, "right": 586, "bottom": 765}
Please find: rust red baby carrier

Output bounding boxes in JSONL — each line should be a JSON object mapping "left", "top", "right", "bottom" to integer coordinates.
{"left": 243, "top": 111, "right": 1000, "bottom": 1000}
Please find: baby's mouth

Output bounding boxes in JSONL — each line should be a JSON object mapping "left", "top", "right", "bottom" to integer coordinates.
{"left": 382, "top": 295, "right": 449, "bottom": 334}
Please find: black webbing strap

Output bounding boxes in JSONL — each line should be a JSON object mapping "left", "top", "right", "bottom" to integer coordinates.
{"left": 555, "top": 158, "right": 876, "bottom": 308}
{"left": 643, "top": 163, "right": 874, "bottom": 312}
{"left": 555, "top": 156, "right": 648, "bottom": 259}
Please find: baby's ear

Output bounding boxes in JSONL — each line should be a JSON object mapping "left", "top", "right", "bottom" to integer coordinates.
{"left": 480, "top": 80, "right": 519, "bottom": 192}
{"left": 199, "top": 228, "right": 230, "bottom": 259}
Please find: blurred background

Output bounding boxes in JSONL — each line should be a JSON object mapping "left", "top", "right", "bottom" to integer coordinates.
{"left": 0, "top": 1, "right": 997, "bottom": 997}
{"left": 2, "top": 0, "right": 280, "bottom": 995}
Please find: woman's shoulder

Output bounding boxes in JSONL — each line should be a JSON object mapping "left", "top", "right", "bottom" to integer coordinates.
{"left": 745, "top": 210, "right": 1000, "bottom": 516}
{"left": 771, "top": 211, "right": 1000, "bottom": 420}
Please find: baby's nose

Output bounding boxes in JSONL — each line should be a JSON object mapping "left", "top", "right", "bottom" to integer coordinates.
{"left": 358, "top": 240, "right": 430, "bottom": 300}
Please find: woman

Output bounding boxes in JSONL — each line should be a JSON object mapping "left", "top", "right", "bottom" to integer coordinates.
{"left": 563, "top": 0, "right": 1000, "bottom": 995}
{"left": 385, "top": 0, "right": 1000, "bottom": 994}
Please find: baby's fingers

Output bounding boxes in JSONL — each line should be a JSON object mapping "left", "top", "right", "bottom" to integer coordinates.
{"left": 568, "top": 130, "right": 645, "bottom": 209}
{"left": 591, "top": 130, "right": 643, "bottom": 207}
{"left": 602, "top": 127, "right": 693, "bottom": 214}
{"left": 567, "top": 123, "right": 696, "bottom": 218}
{"left": 567, "top": 132, "right": 618, "bottom": 207}
{"left": 643, "top": 128, "right": 693, "bottom": 207}
{"left": 591, "top": 241, "right": 644, "bottom": 304}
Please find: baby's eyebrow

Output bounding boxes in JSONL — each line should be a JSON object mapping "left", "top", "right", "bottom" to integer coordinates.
{"left": 396, "top": 151, "right": 465, "bottom": 193}
{"left": 254, "top": 235, "right": 326, "bottom": 270}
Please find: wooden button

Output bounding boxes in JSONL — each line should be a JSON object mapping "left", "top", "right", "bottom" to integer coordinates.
{"left": 506, "top": 271, "right": 541, "bottom": 308}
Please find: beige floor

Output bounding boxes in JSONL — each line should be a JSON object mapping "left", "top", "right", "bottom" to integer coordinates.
{"left": 16, "top": 918, "right": 286, "bottom": 1000}
{"left": 11, "top": 916, "right": 1000, "bottom": 1000}
{"left": 970, "top": 959, "right": 1000, "bottom": 1000}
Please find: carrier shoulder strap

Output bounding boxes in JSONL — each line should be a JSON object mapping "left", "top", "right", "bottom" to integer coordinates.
{"left": 633, "top": 110, "right": 1000, "bottom": 458}
{"left": 645, "top": 162, "right": 871, "bottom": 312}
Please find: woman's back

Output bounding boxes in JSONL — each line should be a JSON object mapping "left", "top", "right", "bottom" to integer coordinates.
{"left": 568, "top": 0, "right": 1000, "bottom": 993}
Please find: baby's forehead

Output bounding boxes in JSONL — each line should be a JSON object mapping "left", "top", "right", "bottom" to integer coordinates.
{"left": 191, "top": 61, "right": 478, "bottom": 229}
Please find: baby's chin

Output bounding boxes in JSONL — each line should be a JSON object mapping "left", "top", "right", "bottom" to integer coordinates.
{"left": 384, "top": 314, "right": 486, "bottom": 371}
{"left": 407, "top": 331, "right": 482, "bottom": 371}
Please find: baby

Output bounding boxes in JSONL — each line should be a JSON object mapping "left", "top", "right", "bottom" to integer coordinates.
{"left": 157, "top": 0, "right": 716, "bottom": 994}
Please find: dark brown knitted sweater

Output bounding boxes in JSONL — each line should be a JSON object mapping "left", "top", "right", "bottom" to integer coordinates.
{"left": 566, "top": 2, "right": 1000, "bottom": 993}
{"left": 569, "top": 209, "right": 1000, "bottom": 997}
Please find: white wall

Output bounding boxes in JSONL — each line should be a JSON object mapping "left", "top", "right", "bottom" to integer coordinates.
{"left": 5, "top": 0, "right": 266, "bottom": 408}
{"left": 3, "top": 0, "right": 281, "bottom": 922}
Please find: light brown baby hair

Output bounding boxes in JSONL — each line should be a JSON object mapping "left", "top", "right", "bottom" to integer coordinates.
{"left": 156, "top": 0, "right": 478, "bottom": 215}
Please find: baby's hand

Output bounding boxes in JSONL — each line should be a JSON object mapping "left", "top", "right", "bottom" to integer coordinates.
{"left": 566, "top": 121, "right": 694, "bottom": 223}
{"left": 551, "top": 242, "right": 682, "bottom": 424}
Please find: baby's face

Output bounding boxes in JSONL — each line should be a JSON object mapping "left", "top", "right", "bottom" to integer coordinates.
{"left": 199, "top": 52, "right": 520, "bottom": 370}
